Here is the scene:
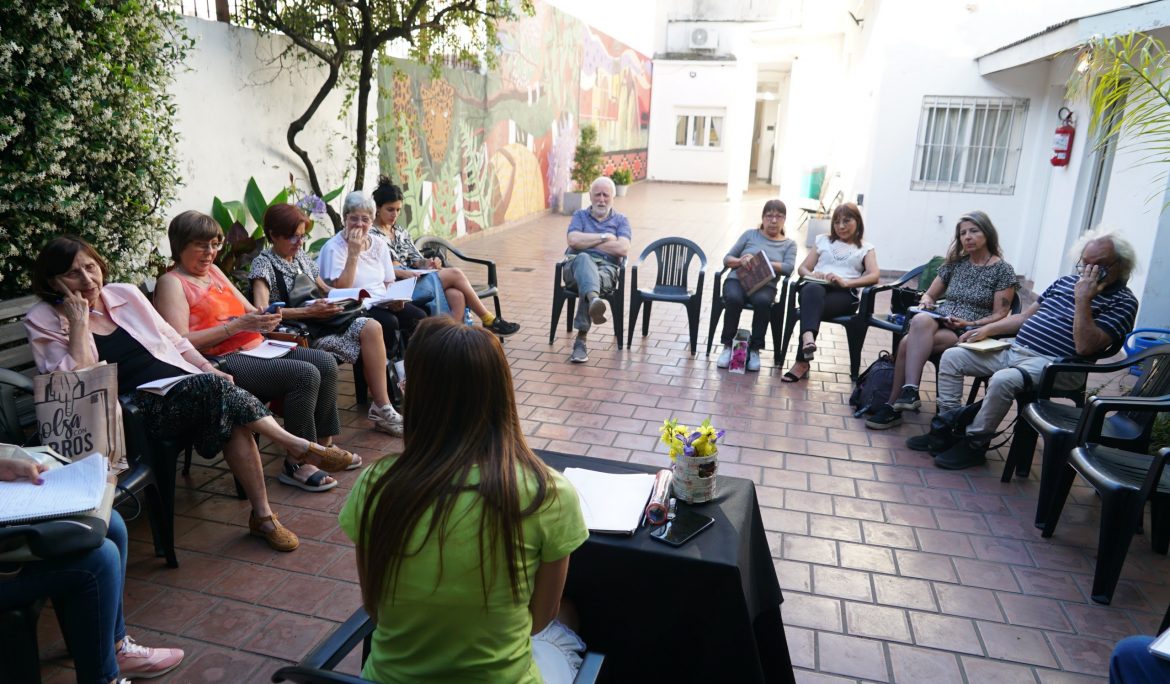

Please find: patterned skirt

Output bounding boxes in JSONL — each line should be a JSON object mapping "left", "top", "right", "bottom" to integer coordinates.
{"left": 131, "top": 374, "right": 270, "bottom": 459}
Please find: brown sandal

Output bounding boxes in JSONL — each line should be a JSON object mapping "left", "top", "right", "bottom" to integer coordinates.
{"left": 249, "top": 511, "right": 300, "bottom": 552}
{"left": 298, "top": 443, "right": 356, "bottom": 473}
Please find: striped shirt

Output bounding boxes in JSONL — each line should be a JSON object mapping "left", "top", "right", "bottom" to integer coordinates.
{"left": 1014, "top": 275, "right": 1138, "bottom": 360}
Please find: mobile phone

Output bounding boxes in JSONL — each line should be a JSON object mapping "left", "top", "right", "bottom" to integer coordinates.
{"left": 649, "top": 509, "right": 714, "bottom": 546}
{"left": 265, "top": 302, "right": 286, "bottom": 314}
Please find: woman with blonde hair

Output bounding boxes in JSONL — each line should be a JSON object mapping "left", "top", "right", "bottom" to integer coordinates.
{"left": 340, "top": 317, "right": 589, "bottom": 682}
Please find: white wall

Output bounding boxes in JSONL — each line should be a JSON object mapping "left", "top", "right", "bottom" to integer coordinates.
{"left": 646, "top": 60, "right": 739, "bottom": 183}
{"left": 167, "top": 16, "right": 366, "bottom": 252}
{"left": 848, "top": 0, "right": 1054, "bottom": 273}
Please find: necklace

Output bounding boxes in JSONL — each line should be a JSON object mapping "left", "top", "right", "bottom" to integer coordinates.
{"left": 177, "top": 265, "right": 217, "bottom": 289}
{"left": 969, "top": 253, "right": 993, "bottom": 267}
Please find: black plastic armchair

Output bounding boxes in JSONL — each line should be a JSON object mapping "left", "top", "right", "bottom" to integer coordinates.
{"left": 779, "top": 264, "right": 927, "bottom": 380}
{"left": 550, "top": 258, "right": 627, "bottom": 349}
{"left": 416, "top": 235, "right": 501, "bottom": 319}
{"left": 1001, "top": 343, "right": 1170, "bottom": 529}
{"left": 272, "top": 607, "right": 606, "bottom": 684}
{"left": 627, "top": 238, "right": 707, "bottom": 355}
{"left": 1040, "top": 393, "right": 1170, "bottom": 604}
{"left": 705, "top": 268, "right": 792, "bottom": 365}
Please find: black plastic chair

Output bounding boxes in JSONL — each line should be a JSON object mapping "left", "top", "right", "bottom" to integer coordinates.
{"left": 627, "top": 238, "right": 707, "bottom": 355}
{"left": 779, "top": 264, "right": 927, "bottom": 379}
{"left": 705, "top": 268, "right": 792, "bottom": 365}
{"left": 1001, "top": 343, "right": 1170, "bottom": 529}
{"left": 1041, "top": 393, "right": 1170, "bottom": 604}
{"left": 0, "top": 599, "right": 45, "bottom": 684}
{"left": 416, "top": 235, "right": 501, "bottom": 319}
{"left": 550, "top": 257, "right": 627, "bottom": 349}
{"left": 271, "top": 607, "right": 606, "bottom": 684}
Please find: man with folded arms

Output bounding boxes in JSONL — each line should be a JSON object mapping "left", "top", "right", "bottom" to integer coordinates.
{"left": 909, "top": 229, "right": 1139, "bottom": 470}
{"left": 562, "top": 176, "right": 632, "bottom": 364}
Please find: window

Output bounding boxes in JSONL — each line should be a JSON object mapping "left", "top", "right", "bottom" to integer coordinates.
{"left": 675, "top": 110, "right": 725, "bottom": 149}
{"left": 911, "top": 96, "right": 1029, "bottom": 194}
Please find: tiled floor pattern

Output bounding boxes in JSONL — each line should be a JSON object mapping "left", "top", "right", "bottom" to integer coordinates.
{"left": 34, "top": 182, "right": 1168, "bottom": 683}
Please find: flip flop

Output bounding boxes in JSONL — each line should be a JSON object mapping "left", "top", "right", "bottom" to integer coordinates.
{"left": 781, "top": 371, "right": 808, "bottom": 383}
{"left": 278, "top": 461, "right": 338, "bottom": 493}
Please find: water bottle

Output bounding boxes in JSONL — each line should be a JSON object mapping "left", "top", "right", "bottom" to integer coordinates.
{"left": 463, "top": 307, "right": 474, "bottom": 326}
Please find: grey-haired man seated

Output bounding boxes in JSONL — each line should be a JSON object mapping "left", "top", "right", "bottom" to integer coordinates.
{"left": 562, "top": 176, "right": 632, "bottom": 364}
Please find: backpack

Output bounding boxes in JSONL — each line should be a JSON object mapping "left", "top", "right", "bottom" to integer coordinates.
{"left": 849, "top": 351, "right": 895, "bottom": 416}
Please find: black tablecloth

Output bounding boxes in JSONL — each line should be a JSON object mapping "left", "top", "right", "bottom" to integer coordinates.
{"left": 537, "top": 450, "right": 795, "bottom": 684}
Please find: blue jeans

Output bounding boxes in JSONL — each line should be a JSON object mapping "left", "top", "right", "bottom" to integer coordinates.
{"left": 0, "top": 511, "right": 127, "bottom": 683}
{"left": 563, "top": 253, "right": 619, "bottom": 334}
{"left": 1109, "top": 635, "right": 1170, "bottom": 683}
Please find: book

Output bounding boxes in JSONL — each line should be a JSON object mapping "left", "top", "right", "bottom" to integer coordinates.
{"left": 958, "top": 338, "right": 1012, "bottom": 352}
{"left": 239, "top": 339, "right": 298, "bottom": 359}
{"left": 1150, "top": 627, "right": 1170, "bottom": 661}
{"left": 368, "top": 277, "right": 417, "bottom": 307}
{"left": 0, "top": 454, "right": 109, "bottom": 524}
{"left": 136, "top": 375, "right": 190, "bottom": 396}
{"left": 908, "top": 306, "right": 948, "bottom": 319}
{"left": 563, "top": 467, "right": 656, "bottom": 535}
{"left": 735, "top": 251, "right": 777, "bottom": 296}
{"left": 305, "top": 288, "right": 371, "bottom": 306}
{"left": 801, "top": 275, "right": 831, "bottom": 285}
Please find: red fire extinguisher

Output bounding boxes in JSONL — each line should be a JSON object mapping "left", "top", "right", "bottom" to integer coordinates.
{"left": 1051, "top": 107, "right": 1075, "bottom": 167}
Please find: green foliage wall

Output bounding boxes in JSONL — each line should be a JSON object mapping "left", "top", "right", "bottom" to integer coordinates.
{"left": 0, "top": 1, "right": 189, "bottom": 297}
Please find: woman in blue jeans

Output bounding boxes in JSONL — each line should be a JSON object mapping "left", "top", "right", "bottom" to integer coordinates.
{"left": 0, "top": 458, "right": 184, "bottom": 683}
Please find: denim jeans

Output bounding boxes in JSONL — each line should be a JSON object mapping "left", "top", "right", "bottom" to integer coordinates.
{"left": 0, "top": 511, "right": 127, "bottom": 683}
{"left": 1110, "top": 635, "right": 1170, "bottom": 683}
{"left": 562, "top": 253, "right": 619, "bottom": 334}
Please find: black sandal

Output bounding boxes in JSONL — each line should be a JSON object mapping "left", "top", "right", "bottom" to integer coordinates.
{"left": 277, "top": 461, "right": 338, "bottom": 493}
{"left": 781, "top": 370, "right": 809, "bottom": 383}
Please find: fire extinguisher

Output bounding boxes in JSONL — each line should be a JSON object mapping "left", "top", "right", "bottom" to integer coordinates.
{"left": 1051, "top": 107, "right": 1075, "bottom": 167}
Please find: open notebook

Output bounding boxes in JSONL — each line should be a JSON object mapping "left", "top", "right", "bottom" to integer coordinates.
{"left": 563, "top": 468, "right": 656, "bottom": 535}
{"left": 0, "top": 454, "right": 109, "bottom": 524}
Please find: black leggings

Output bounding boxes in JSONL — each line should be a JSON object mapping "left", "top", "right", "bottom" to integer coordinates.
{"left": 796, "top": 283, "right": 857, "bottom": 361}
{"left": 366, "top": 303, "right": 427, "bottom": 356}
{"left": 720, "top": 278, "right": 777, "bottom": 350}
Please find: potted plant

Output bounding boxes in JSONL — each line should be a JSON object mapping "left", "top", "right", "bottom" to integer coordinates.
{"left": 564, "top": 124, "right": 603, "bottom": 215}
{"left": 611, "top": 168, "right": 633, "bottom": 197}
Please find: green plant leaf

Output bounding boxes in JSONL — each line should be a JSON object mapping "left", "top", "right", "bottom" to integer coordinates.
{"left": 210, "top": 197, "right": 233, "bottom": 233}
{"left": 244, "top": 177, "right": 267, "bottom": 225}
{"left": 221, "top": 200, "right": 247, "bottom": 225}
{"left": 271, "top": 188, "right": 289, "bottom": 207}
{"left": 308, "top": 237, "right": 330, "bottom": 254}
{"left": 323, "top": 184, "right": 345, "bottom": 202}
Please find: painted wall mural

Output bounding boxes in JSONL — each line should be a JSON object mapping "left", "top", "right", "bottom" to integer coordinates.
{"left": 377, "top": 1, "right": 652, "bottom": 238}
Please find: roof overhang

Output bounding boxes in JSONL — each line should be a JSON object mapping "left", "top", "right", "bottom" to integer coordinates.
{"left": 976, "top": 0, "right": 1170, "bottom": 75}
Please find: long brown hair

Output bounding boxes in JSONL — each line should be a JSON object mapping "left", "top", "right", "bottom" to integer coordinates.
{"left": 946, "top": 211, "right": 1002, "bottom": 264}
{"left": 356, "top": 317, "right": 553, "bottom": 618}
{"left": 830, "top": 203, "right": 865, "bottom": 246}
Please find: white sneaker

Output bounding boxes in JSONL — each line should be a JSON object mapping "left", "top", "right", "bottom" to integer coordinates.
{"left": 368, "top": 404, "right": 404, "bottom": 436}
{"left": 716, "top": 345, "right": 732, "bottom": 368}
{"left": 747, "top": 350, "right": 761, "bottom": 372}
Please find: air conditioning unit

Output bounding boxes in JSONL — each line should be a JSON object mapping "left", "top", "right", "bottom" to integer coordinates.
{"left": 688, "top": 27, "right": 719, "bottom": 50}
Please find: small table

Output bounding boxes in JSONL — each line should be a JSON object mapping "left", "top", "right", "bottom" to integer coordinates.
{"left": 537, "top": 450, "right": 795, "bottom": 684}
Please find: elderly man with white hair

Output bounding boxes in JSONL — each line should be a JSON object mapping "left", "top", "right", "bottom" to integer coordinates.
{"left": 908, "top": 227, "right": 1140, "bottom": 470}
{"left": 561, "top": 176, "right": 632, "bottom": 364}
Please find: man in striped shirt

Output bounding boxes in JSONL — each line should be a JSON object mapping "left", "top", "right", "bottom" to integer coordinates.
{"left": 908, "top": 228, "right": 1139, "bottom": 470}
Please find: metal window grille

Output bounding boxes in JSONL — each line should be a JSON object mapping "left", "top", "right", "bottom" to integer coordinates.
{"left": 911, "top": 96, "right": 1028, "bottom": 194}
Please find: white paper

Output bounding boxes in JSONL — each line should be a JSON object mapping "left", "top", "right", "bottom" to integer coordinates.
{"left": 563, "top": 468, "right": 656, "bottom": 535}
{"left": 368, "top": 277, "right": 417, "bottom": 306}
{"left": 1149, "top": 627, "right": 1170, "bottom": 661}
{"left": 0, "top": 454, "right": 108, "bottom": 524}
{"left": 305, "top": 288, "right": 370, "bottom": 306}
{"left": 908, "top": 306, "right": 948, "bottom": 319}
{"left": 239, "top": 339, "right": 297, "bottom": 359}
{"left": 136, "top": 375, "right": 190, "bottom": 396}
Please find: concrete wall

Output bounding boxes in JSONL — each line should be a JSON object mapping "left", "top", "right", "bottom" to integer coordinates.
{"left": 167, "top": 16, "right": 364, "bottom": 252}
{"left": 647, "top": 60, "right": 739, "bottom": 184}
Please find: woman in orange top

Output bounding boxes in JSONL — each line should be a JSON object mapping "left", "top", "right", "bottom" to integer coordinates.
{"left": 154, "top": 211, "right": 360, "bottom": 492}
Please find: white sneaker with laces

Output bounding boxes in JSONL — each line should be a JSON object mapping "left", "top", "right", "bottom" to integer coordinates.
{"left": 116, "top": 635, "right": 184, "bottom": 679}
{"left": 716, "top": 345, "right": 733, "bottom": 368}
{"left": 746, "top": 350, "right": 761, "bottom": 372}
{"left": 368, "top": 403, "right": 404, "bottom": 436}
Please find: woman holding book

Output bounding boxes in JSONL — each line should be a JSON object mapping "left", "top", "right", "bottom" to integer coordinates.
{"left": 0, "top": 459, "right": 185, "bottom": 683}
{"left": 371, "top": 177, "right": 521, "bottom": 335}
{"left": 250, "top": 203, "right": 405, "bottom": 437}
{"left": 24, "top": 235, "right": 352, "bottom": 551}
{"left": 716, "top": 199, "right": 797, "bottom": 372}
{"left": 783, "top": 202, "right": 880, "bottom": 383}
{"left": 865, "top": 211, "right": 1016, "bottom": 429}
{"left": 340, "top": 317, "right": 589, "bottom": 683}
{"left": 154, "top": 210, "right": 360, "bottom": 490}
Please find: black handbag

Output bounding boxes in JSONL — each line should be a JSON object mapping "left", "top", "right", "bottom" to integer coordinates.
{"left": 0, "top": 515, "right": 109, "bottom": 563}
{"left": 258, "top": 255, "right": 365, "bottom": 337}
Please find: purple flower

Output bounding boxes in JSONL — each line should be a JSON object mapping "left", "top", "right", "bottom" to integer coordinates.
{"left": 296, "top": 194, "right": 327, "bottom": 215}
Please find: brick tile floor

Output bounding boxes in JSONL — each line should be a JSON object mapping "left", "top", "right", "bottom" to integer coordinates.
{"left": 35, "top": 182, "right": 1167, "bottom": 682}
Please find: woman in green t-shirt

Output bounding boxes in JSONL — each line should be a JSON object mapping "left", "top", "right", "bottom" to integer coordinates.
{"left": 340, "top": 317, "right": 590, "bottom": 683}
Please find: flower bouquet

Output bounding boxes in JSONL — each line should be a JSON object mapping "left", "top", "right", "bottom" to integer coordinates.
{"left": 659, "top": 418, "right": 725, "bottom": 503}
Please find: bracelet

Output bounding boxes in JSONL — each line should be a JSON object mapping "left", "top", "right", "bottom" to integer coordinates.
{"left": 223, "top": 322, "right": 231, "bottom": 337}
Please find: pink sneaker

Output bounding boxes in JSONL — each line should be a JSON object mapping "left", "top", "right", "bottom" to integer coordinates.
{"left": 116, "top": 635, "right": 184, "bottom": 679}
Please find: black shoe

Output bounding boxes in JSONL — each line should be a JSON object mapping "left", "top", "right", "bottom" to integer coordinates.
{"left": 865, "top": 404, "right": 902, "bottom": 430}
{"left": 933, "top": 438, "right": 989, "bottom": 470}
{"left": 892, "top": 386, "right": 922, "bottom": 412}
{"left": 906, "top": 430, "right": 959, "bottom": 454}
{"left": 487, "top": 317, "right": 521, "bottom": 336}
